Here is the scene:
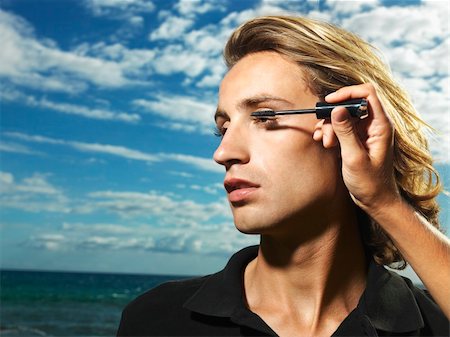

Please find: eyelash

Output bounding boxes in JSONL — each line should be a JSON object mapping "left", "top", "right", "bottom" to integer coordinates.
{"left": 213, "top": 127, "right": 224, "bottom": 138}
{"left": 213, "top": 116, "right": 278, "bottom": 138}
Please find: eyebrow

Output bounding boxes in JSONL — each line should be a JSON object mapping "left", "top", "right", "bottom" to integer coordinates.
{"left": 214, "top": 94, "right": 293, "bottom": 122}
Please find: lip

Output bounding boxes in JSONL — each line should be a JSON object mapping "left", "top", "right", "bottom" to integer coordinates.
{"left": 224, "top": 178, "right": 260, "bottom": 204}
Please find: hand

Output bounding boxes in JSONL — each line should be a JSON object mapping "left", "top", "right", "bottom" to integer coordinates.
{"left": 313, "top": 83, "right": 401, "bottom": 214}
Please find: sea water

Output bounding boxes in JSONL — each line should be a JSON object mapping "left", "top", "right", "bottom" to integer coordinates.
{"left": 0, "top": 269, "right": 190, "bottom": 336}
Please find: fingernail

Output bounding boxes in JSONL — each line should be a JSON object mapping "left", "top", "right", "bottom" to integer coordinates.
{"left": 312, "top": 130, "right": 319, "bottom": 140}
{"left": 333, "top": 108, "right": 349, "bottom": 122}
{"left": 325, "top": 92, "right": 336, "bottom": 99}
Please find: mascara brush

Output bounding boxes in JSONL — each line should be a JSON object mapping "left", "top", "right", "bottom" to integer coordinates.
{"left": 251, "top": 98, "right": 368, "bottom": 119}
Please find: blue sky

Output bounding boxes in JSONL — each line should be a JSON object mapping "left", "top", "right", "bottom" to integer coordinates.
{"left": 0, "top": 0, "right": 448, "bottom": 276}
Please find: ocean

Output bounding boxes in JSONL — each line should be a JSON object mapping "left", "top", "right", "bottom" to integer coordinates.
{"left": 0, "top": 269, "right": 191, "bottom": 336}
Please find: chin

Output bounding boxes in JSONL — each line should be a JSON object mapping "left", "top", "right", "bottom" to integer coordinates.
{"left": 234, "top": 225, "right": 262, "bottom": 235}
{"left": 232, "top": 217, "right": 262, "bottom": 234}
{"left": 233, "top": 215, "right": 279, "bottom": 235}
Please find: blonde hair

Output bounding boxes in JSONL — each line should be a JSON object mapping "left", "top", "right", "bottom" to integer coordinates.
{"left": 224, "top": 15, "right": 442, "bottom": 269}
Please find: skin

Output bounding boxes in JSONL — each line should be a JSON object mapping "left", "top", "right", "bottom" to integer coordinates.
{"left": 214, "top": 51, "right": 367, "bottom": 337}
{"left": 214, "top": 51, "right": 450, "bottom": 336}
{"left": 215, "top": 52, "right": 348, "bottom": 236}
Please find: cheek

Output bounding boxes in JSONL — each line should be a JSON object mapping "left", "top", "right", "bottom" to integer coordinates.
{"left": 257, "top": 131, "right": 341, "bottom": 195}
{"left": 260, "top": 126, "right": 323, "bottom": 163}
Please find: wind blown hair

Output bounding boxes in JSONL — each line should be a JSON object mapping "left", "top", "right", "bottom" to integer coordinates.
{"left": 224, "top": 15, "right": 442, "bottom": 269}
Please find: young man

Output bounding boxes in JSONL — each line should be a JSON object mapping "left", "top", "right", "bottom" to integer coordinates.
{"left": 117, "top": 16, "right": 449, "bottom": 336}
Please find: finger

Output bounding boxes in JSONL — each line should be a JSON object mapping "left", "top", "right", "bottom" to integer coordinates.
{"left": 331, "top": 106, "right": 366, "bottom": 162}
{"left": 312, "top": 120, "right": 324, "bottom": 142}
{"left": 325, "top": 83, "right": 388, "bottom": 123}
{"left": 313, "top": 129, "right": 323, "bottom": 141}
{"left": 321, "top": 120, "right": 338, "bottom": 148}
{"left": 325, "top": 83, "right": 376, "bottom": 102}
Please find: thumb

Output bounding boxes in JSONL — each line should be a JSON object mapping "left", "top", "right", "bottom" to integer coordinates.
{"left": 331, "top": 107, "right": 364, "bottom": 157}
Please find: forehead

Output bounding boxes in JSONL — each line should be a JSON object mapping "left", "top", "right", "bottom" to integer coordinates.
{"left": 219, "top": 51, "right": 309, "bottom": 105}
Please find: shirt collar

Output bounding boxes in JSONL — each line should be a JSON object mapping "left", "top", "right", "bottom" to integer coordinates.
{"left": 183, "top": 245, "right": 425, "bottom": 334}
{"left": 183, "top": 245, "right": 257, "bottom": 317}
{"left": 359, "top": 260, "right": 424, "bottom": 333}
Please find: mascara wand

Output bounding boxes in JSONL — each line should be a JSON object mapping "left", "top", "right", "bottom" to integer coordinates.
{"left": 251, "top": 98, "right": 368, "bottom": 119}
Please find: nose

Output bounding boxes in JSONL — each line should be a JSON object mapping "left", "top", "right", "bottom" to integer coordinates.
{"left": 213, "top": 122, "right": 250, "bottom": 170}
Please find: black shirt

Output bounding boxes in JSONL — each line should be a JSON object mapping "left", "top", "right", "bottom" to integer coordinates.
{"left": 117, "top": 246, "right": 449, "bottom": 336}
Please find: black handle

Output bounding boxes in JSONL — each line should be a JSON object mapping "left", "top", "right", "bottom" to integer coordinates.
{"left": 315, "top": 98, "right": 368, "bottom": 119}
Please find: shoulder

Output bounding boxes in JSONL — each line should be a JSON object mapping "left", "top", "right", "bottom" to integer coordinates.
{"left": 121, "top": 275, "right": 208, "bottom": 318}
{"left": 127, "top": 276, "right": 208, "bottom": 312}
{"left": 117, "top": 275, "right": 210, "bottom": 336}
{"left": 364, "top": 263, "right": 448, "bottom": 336}
{"left": 400, "top": 276, "right": 449, "bottom": 336}
{"left": 117, "top": 247, "right": 259, "bottom": 336}
{"left": 400, "top": 275, "right": 443, "bottom": 313}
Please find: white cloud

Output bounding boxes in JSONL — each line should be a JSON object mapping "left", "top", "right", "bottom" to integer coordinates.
{"left": 150, "top": 16, "right": 194, "bottom": 41}
{"left": 326, "top": 0, "right": 379, "bottom": 16}
{"left": 184, "top": 27, "right": 226, "bottom": 55}
{"left": 84, "top": 0, "right": 155, "bottom": 16}
{"left": 155, "top": 121, "right": 199, "bottom": 133}
{"left": 340, "top": 3, "right": 446, "bottom": 50}
{"left": 152, "top": 44, "right": 210, "bottom": 77}
{"left": 3, "top": 131, "right": 222, "bottom": 173}
{"left": 175, "top": 0, "right": 226, "bottom": 17}
{"left": 0, "top": 171, "right": 70, "bottom": 213}
{"left": 5, "top": 1, "right": 446, "bottom": 161}
{"left": 388, "top": 47, "right": 435, "bottom": 78}
{"left": 62, "top": 222, "right": 134, "bottom": 234}
{"left": 6, "top": 0, "right": 449, "bottom": 263}
{"left": 196, "top": 62, "right": 227, "bottom": 88}
{"left": 133, "top": 94, "right": 216, "bottom": 134}
{"left": 0, "top": 170, "right": 228, "bottom": 231}
{"left": 19, "top": 174, "right": 61, "bottom": 195}
{"left": 1, "top": 171, "right": 233, "bottom": 255}
{"left": 1, "top": 88, "right": 141, "bottom": 123}
{"left": 39, "top": 99, "right": 141, "bottom": 123}
{"left": 201, "top": 0, "right": 448, "bottom": 162}
{"left": 150, "top": 0, "right": 227, "bottom": 40}
{"left": 24, "top": 218, "right": 259, "bottom": 256}
{"left": 145, "top": 1, "right": 305, "bottom": 88}
{"left": 29, "top": 233, "right": 66, "bottom": 251}
{"left": 82, "top": 1, "right": 154, "bottom": 41}
{"left": 0, "top": 9, "right": 156, "bottom": 93}
{"left": 169, "top": 171, "right": 194, "bottom": 178}
{"left": 0, "top": 172, "right": 59, "bottom": 195}
{"left": 334, "top": 2, "right": 449, "bottom": 163}
{"left": 0, "top": 141, "right": 41, "bottom": 155}
{"left": 405, "top": 88, "right": 450, "bottom": 164}
{"left": 2, "top": 132, "right": 65, "bottom": 145}
{"left": 129, "top": 15, "right": 144, "bottom": 26}
{"left": 2, "top": 171, "right": 229, "bottom": 255}
{"left": 82, "top": 0, "right": 156, "bottom": 42}
{"left": 3, "top": 131, "right": 160, "bottom": 162}
{"left": 73, "top": 142, "right": 160, "bottom": 162}
{"left": 85, "top": 190, "right": 231, "bottom": 224}
{"left": 219, "top": 2, "right": 290, "bottom": 28}
{"left": 141, "top": 6, "right": 231, "bottom": 85}
{"left": 159, "top": 153, "right": 221, "bottom": 173}
{"left": 73, "top": 42, "right": 156, "bottom": 75}
{"left": 188, "top": 183, "right": 223, "bottom": 195}
{"left": 0, "top": 172, "right": 14, "bottom": 185}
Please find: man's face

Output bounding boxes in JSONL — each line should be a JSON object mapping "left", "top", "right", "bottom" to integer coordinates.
{"left": 214, "top": 51, "right": 347, "bottom": 235}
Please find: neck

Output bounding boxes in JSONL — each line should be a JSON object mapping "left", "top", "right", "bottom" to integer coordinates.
{"left": 244, "top": 206, "right": 368, "bottom": 336}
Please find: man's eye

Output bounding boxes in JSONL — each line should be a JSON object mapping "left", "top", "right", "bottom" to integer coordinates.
{"left": 251, "top": 109, "right": 278, "bottom": 124}
{"left": 213, "top": 126, "right": 226, "bottom": 138}
{"left": 252, "top": 113, "right": 278, "bottom": 128}
{"left": 252, "top": 116, "right": 277, "bottom": 123}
